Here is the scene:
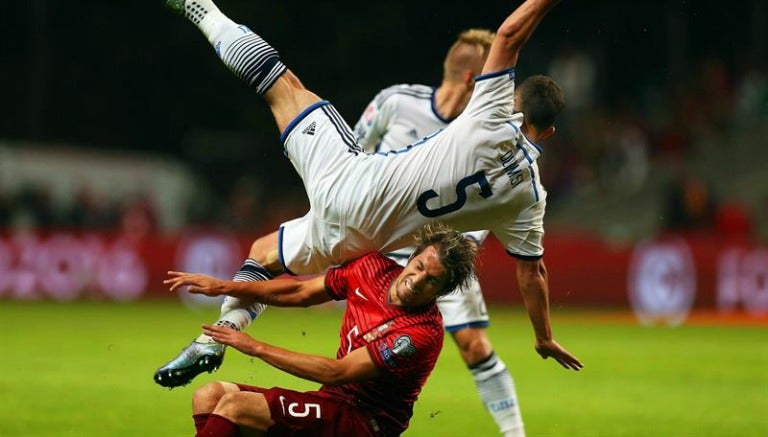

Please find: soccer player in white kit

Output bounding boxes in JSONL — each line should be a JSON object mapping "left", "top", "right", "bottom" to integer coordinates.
{"left": 155, "top": 0, "right": 583, "bottom": 392}
{"left": 353, "top": 29, "right": 527, "bottom": 436}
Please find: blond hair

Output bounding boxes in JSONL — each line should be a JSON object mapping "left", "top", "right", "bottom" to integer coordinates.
{"left": 443, "top": 29, "right": 495, "bottom": 82}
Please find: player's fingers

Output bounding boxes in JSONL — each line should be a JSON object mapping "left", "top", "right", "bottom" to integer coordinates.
{"left": 560, "top": 354, "right": 582, "bottom": 370}
{"left": 165, "top": 279, "right": 184, "bottom": 292}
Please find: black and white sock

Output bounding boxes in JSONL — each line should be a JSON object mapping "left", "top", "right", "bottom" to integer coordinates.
{"left": 470, "top": 352, "right": 525, "bottom": 436}
{"left": 182, "top": 0, "right": 286, "bottom": 94}
{"left": 196, "top": 259, "right": 273, "bottom": 343}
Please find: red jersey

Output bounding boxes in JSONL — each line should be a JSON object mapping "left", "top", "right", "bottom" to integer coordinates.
{"left": 323, "top": 252, "right": 444, "bottom": 435}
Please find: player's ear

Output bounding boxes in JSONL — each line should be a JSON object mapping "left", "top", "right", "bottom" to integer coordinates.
{"left": 463, "top": 70, "right": 476, "bottom": 87}
{"left": 539, "top": 125, "right": 556, "bottom": 140}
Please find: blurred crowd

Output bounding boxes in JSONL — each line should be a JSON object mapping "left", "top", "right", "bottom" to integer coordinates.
{"left": 0, "top": 185, "right": 159, "bottom": 237}
{"left": 1, "top": 48, "right": 765, "bottom": 241}
{"left": 539, "top": 44, "right": 766, "bottom": 239}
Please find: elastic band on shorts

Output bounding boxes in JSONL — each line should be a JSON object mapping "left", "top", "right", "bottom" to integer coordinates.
{"left": 280, "top": 100, "right": 330, "bottom": 143}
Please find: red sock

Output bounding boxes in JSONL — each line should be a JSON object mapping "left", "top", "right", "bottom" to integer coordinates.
{"left": 196, "top": 413, "right": 237, "bottom": 437}
{"left": 192, "top": 413, "right": 210, "bottom": 433}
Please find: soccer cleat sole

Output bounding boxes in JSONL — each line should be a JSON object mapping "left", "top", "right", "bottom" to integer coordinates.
{"left": 153, "top": 353, "right": 224, "bottom": 388}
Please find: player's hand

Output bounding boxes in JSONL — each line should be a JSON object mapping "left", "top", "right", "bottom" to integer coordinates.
{"left": 202, "top": 324, "right": 260, "bottom": 356}
{"left": 164, "top": 271, "right": 225, "bottom": 296}
{"left": 534, "top": 338, "right": 583, "bottom": 371}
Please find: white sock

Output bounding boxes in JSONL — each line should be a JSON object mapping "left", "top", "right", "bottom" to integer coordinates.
{"left": 470, "top": 352, "right": 525, "bottom": 436}
{"left": 179, "top": 0, "right": 235, "bottom": 45}
{"left": 181, "top": 0, "right": 286, "bottom": 94}
{"left": 195, "top": 259, "right": 271, "bottom": 343}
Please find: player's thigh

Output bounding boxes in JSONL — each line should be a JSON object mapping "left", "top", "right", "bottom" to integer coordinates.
{"left": 264, "top": 70, "right": 323, "bottom": 133}
{"left": 239, "top": 385, "right": 378, "bottom": 436}
{"left": 248, "top": 231, "right": 281, "bottom": 273}
{"left": 215, "top": 391, "right": 274, "bottom": 431}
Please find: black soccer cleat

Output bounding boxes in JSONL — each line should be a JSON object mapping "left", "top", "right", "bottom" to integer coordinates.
{"left": 162, "top": 0, "right": 186, "bottom": 14}
{"left": 153, "top": 341, "right": 226, "bottom": 388}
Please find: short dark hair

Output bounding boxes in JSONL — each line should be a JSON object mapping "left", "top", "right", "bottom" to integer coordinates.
{"left": 517, "top": 75, "right": 565, "bottom": 131}
{"left": 411, "top": 223, "right": 478, "bottom": 296}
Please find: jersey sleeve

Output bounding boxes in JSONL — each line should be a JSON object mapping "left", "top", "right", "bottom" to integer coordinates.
{"left": 462, "top": 68, "right": 516, "bottom": 124}
{"left": 353, "top": 87, "right": 398, "bottom": 152}
{"left": 492, "top": 200, "right": 547, "bottom": 260}
{"left": 463, "top": 230, "right": 490, "bottom": 247}
{"left": 366, "top": 323, "right": 443, "bottom": 375}
{"left": 324, "top": 264, "right": 351, "bottom": 300}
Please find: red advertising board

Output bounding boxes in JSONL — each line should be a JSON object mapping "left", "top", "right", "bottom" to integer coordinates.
{"left": 1, "top": 230, "right": 766, "bottom": 319}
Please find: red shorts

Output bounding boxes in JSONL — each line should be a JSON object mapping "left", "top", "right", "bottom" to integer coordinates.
{"left": 236, "top": 384, "right": 385, "bottom": 436}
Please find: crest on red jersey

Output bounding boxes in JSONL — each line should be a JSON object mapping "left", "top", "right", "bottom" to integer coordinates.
{"left": 392, "top": 335, "right": 416, "bottom": 357}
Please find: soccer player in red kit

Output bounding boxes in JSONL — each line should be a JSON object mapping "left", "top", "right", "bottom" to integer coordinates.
{"left": 164, "top": 224, "right": 477, "bottom": 436}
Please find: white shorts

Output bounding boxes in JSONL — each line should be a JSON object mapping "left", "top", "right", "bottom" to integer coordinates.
{"left": 437, "top": 276, "right": 490, "bottom": 331}
{"left": 277, "top": 101, "right": 365, "bottom": 275}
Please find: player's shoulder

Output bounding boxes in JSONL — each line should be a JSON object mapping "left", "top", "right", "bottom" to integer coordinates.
{"left": 348, "top": 251, "right": 401, "bottom": 273}
{"left": 469, "top": 68, "right": 516, "bottom": 100}
{"left": 375, "top": 83, "right": 434, "bottom": 107}
{"left": 399, "top": 314, "right": 444, "bottom": 349}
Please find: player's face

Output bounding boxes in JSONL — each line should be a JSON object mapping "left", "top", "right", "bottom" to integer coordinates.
{"left": 389, "top": 245, "right": 448, "bottom": 307}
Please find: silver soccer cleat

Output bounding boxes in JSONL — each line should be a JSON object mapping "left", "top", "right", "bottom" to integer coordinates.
{"left": 153, "top": 341, "right": 226, "bottom": 388}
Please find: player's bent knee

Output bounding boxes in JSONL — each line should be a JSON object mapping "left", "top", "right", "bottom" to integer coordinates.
{"left": 193, "top": 381, "right": 231, "bottom": 413}
{"left": 248, "top": 233, "right": 282, "bottom": 275}
{"left": 214, "top": 392, "right": 273, "bottom": 430}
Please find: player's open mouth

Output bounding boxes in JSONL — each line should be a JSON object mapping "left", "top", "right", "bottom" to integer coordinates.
{"left": 400, "top": 280, "right": 415, "bottom": 300}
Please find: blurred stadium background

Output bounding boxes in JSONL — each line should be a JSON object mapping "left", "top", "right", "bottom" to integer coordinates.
{"left": 1, "top": 0, "right": 767, "bottom": 435}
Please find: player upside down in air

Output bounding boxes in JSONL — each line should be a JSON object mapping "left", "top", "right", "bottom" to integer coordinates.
{"left": 353, "top": 29, "right": 530, "bottom": 436}
{"left": 155, "top": 0, "right": 582, "bottom": 394}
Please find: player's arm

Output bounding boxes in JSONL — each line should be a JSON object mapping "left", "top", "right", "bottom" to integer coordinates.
{"left": 516, "top": 258, "right": 583, "bottom": 370}
{"left": 164, "top": 272, "right": 332, "bottom": 307}
{"left": 202, "top": 324, "right": 379, "bottom": 386}
{"left": 482, "top": 0, "right": 561, "bottom": 74}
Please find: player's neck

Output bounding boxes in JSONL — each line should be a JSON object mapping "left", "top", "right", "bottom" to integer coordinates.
{"left": 434, "top": 83, "right": 471, "bottom": 121}
{"left": 521, "top": 123, "right": 540, "bottom": 142}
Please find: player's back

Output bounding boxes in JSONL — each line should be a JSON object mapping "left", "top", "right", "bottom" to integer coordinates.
{"left": 354, "top": 83, "right": 448, "bottom": 154}
{"left": 349, "top": 73, "right": 543, "bottom": 254}
{"left": 307, "top": 71, "right": 544, "bottom": 265}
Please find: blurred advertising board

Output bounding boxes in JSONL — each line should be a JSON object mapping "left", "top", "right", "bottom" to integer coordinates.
{"left": 0, "top": 230, "right": 766, "bottom": 320}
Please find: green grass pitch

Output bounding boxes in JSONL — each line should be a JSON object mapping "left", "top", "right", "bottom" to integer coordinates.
{"left": 1, "top": 301, "right": 766, "bottom": 436}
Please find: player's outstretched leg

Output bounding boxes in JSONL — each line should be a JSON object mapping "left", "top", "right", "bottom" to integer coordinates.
{"left": 163, "top": 0, "right": 287, "bottom": 94}
{"left": 154, "top": 259, "right": 273, "bottom": 387}
{"left": 155, "top": 0, "right": 285, "bottom": 387}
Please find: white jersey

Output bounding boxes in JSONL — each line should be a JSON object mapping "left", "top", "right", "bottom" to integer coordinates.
{"left": 353, "top": 83, "right": 490, "bottom": 262}
{"left": 354, "top": 84, "right": 449, "bottom": 154}
{"left": 352, "top": 83, "right": 494, "bottom": 329}
{"left": 280, "top": 68, "right": 546, "bottom": 275}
